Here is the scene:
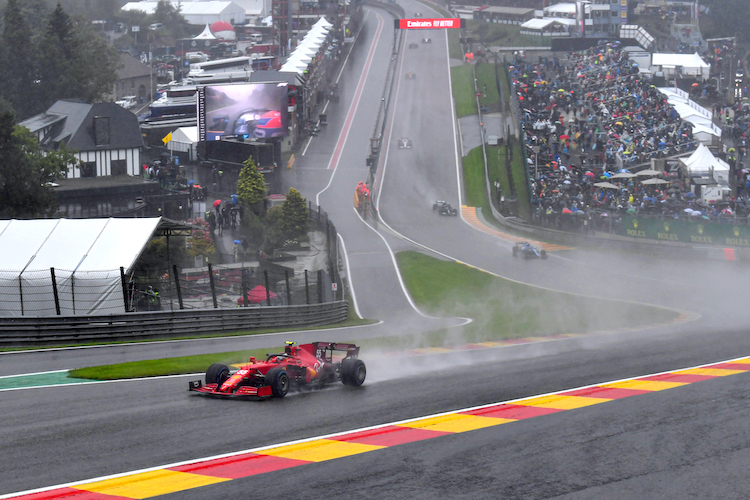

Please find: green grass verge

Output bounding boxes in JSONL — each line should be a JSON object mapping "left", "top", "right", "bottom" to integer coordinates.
{"left": 463, "top": 147, "right": 489, "bottom": 209}
{"left": 450, "top": 64, "right": 475, "bottom": 118}
{"left": 69, "top": 348, "right": 281, "bottom": 380}
{"left": 486, "top": 144, "right": 510, "bottom": 202}
{"left": 397, "top": 251, "right": 680, "bottom": 343}
{"left": 509, "top": 137, "right": 531, "bottom": 220}
{"left": 475, "top": 62, "right": 500, "bottom": 112}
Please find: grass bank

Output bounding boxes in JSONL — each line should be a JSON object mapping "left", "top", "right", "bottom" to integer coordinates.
{"left": 397, "top": 251, "right": 680, "bottom": 343}
{"left": 450, "top": 64, "right": 475, "bottom": 118}
{"left": 69, "top": 348, "right": 279, "bottom": 380}
{"left": 463, "top": 147, "right": 489, "bottom": 209}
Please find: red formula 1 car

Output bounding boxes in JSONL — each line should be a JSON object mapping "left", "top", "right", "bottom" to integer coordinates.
{"left": 188, "top": 342, "right": 366, "bottom": 399}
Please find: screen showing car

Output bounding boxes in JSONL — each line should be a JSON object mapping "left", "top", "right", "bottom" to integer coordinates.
{"left": 199, "top": 82, "right": 289, "bottom": 141}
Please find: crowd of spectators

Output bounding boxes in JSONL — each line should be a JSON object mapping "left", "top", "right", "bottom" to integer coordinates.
{"left": 509, "top": 41, "right": 750, "bottom": 232}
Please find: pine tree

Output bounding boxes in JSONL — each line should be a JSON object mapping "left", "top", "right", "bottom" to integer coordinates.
{"left": 36, "top": 3, "right": 120, "bottom": 110}
{"left": 279, "top": 188, "right": 309, "bottom": 242}
{"left": 0, "top": 0, "right": 39, "bottom": 119}
{"left": 237, "top": 156, "right": 267, "bottom": 210}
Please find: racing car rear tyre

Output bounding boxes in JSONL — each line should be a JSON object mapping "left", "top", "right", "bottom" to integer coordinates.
{"left": 266, "top": 367, "right": 290, "bottom": 397}
{"left": 541, "top": 250, "right": 547, "bottom": 259}
{"left": 341, "top": 359, "right": 366, "bottom": 386}
{"left": 206, "top": 363, "right": 229, "bottom": 386}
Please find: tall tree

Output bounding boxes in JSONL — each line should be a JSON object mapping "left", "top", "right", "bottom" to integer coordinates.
{"left": 153, "top": 0, "right": 190, "bottom": 39}
{"left": 36, "top": 3, "right": 119, "bottom": 110}
{"left": 0, "top": 0, "right": 39, "bottom": 119}
{"left": 0, "top": 107, "right": 78, "bottom": 218}
{"left": 237, "top": 156, "right": 267, "bottom": 211}
{"left": 278, "top": 188, "right": 309, "bottom": 242}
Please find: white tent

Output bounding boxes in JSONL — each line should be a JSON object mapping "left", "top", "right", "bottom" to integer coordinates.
{"left": 285, "top": 54, "right": 311, "bottom": 67}
{"left": 658, "top": 87, "right": 721, "bottom": 145}
{"left": 0, "top": 218, "right": 162, "bottom": 317}
{"left": 294, "top": 45, "right": 318, "bottom": 58}
{"left": 279, "top": 63, "right": 305, "bottom": 74}
{"left": 651, "top": 53, "right": 710, "bottom": 80}
{"left": 314, "top": 17, "right": 333, "bottom": 28}
{"left": 307, "top": 25, "right": 330, "bottom": 36}
{"left": 680, "top": 144, "right": 731, "bottom": 186}
{"left": 194, "top": 24, "right": 217, "bottom": 40}
{"left": 303, "top": 31, "right": 327, "bottom": 43}
{"left": 170, "top": 126, "right": 199, "bottom": 161}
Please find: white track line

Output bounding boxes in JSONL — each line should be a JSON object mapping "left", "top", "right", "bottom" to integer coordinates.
{"left": 316, "top": 11, "right": 385, "bottom": 206}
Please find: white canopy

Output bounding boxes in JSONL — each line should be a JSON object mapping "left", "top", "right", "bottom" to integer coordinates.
{"left": 279, "top": 63, "right": 306, "bottom": 74}
{"left": 0, "top": 218, "right": 162, "bottom": 317}
{"left": 293, "top": 44, "right": 318, "bottom": 57}
{"left": 170, "top": 126, "right": 199, "bottom": 161}
{"left": 313, "top": 17, "right": 333, "bottom": 28}
{"left": 680, "top": 144, "right": 730, "bottom": 185}
{"left": 652, "top": 53, "right": 710, "bottom": 80}
{"left": 286, "top": 54, "right": 312, "bottom": 66}
{"left": 658, "top": 87, "right": 721, "bottom": 143}
{"left": 303, "top": 31, "right": 327, "bottom": 43}
{"left": 194, "top": 24, "right": 217, "bottom": 40}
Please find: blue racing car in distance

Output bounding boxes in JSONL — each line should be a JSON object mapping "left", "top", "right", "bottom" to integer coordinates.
{"left": 512, "top": 241, "right": 547, "bottom": 259}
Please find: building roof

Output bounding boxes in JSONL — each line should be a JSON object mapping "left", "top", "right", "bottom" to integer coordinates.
{"left": 478, "top": 6, "right": 535, "bottom": 15}
{"left": 122, "top": 1, "right": 245, "bottom": 16}
{"left": 20, "top": 100, "right": 144, "bottom": 151}
{"left": 521, "top": 18, "right": 574, "bottom": 29}
{"left": 652, "top": 52, "right": 709, "bottom": 69}
{"left": 544, "top": 2, "right": 577, "bottom": 14}
{"left": 117, "top": 53, "right": 152, "bottom": 80}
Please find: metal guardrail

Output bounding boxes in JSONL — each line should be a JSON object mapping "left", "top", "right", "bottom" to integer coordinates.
{"left": 0, "top": 301, "right": 348, "bottom": 347}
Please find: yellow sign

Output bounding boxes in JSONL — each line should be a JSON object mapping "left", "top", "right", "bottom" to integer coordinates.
{"left": 287, "top": 154, "right": 295, "bottom": 169}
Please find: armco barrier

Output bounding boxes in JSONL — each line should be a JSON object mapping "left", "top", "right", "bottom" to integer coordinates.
{"left": 0, "top": 301, "right": 348, "bottom": 347}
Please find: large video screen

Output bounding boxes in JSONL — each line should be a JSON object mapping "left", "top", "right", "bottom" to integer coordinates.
{"left": 198, "top": 83, "right": 289, "bottom": 142}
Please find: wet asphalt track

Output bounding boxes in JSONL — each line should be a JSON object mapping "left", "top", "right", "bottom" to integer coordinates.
{"left": 3, "top": 4, "right": 750, "bottom": 499}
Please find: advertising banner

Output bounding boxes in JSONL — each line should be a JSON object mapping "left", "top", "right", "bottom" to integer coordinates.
{"left": 396, "top": 18, "right": 463, "bottom": 29}
{"left": 621, "top": 217, "right": 750, "bottom": 247}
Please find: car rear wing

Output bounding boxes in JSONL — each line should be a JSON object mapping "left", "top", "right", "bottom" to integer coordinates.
{"left": 311, "top": 342, "right": 360, "bottom": 360}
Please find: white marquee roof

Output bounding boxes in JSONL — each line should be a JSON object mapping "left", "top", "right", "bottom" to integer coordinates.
{"left": 0, "top": 218, "right": 163, "bottom": 316}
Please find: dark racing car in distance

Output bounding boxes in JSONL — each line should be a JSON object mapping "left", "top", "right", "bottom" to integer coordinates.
{"left": 512, "top": 241, "right": 547, "bottom": 259}
{"left": 398, "top": 137, "right": 413, "bottom": 148}
{"left": 433, "top": 200, "right": 458, "bottom": 216}
{"left": 188, "top": 342, "right": 366, "bottom": 399}
{"left": 408, "top": 42, "right": 418, "bottom": 49}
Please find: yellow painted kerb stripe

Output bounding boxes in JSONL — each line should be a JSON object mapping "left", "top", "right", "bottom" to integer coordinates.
{"left": 73, "top": 469, "right": 229, "bottom": 499}
{"left": 258, "top": 439, "right": 383, "bottom": 462}
{"left": 514, "top": 395, "right": 611, "bottom": 410}
{"left": 398, "top": 413, "right": 513, "bottom": 433}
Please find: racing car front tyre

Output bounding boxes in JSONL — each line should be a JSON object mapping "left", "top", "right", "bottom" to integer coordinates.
{"left": 206, "top": 363, "right": 229, "bottom": 386}
{"left": 541, "top": 250, "right": 548, "bottom": 259}
{"left": 341, "top": 358, "right": 366, "bottom": 386}
{"left": 266, "top": 367, "right": 290, "bottom": 397}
